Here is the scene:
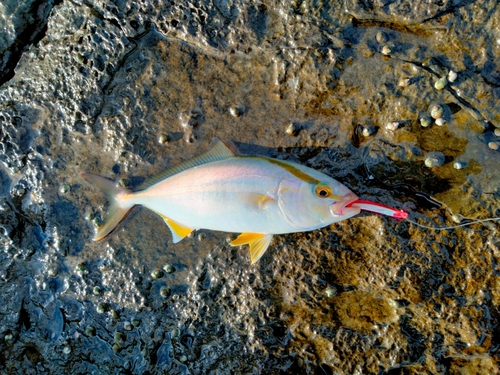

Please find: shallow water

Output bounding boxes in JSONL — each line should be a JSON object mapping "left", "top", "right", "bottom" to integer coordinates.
{"left": 1, "top": 0, "right": 499, "bottom": 374}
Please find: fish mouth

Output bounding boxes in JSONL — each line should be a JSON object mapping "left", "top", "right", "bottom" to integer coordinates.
{"left": 330, "top": 192, "right": 360, "bottom": 217}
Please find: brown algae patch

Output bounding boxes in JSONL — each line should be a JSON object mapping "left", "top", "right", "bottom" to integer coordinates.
{"left": 417, "top": 124, "right": 468, "bottom": 156}
{"left": 332, "top": 290, "right": 399, "bottom": 331}
{"left": 448, "top": 355, "right": 499, "bottom": 375}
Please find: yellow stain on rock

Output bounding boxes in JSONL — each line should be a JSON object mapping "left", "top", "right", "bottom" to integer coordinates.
{"left": 333, "top": 290, "right": 399, "bottom": 331}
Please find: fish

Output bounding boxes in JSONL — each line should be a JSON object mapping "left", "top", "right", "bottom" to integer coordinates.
{"left": 81, "top": 139, "right": 363, "bottom": 264}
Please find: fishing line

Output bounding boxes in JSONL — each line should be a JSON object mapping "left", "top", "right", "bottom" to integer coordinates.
{"left": 359, "top": 137, "right": 499, "bottom": 231}
{"left": 405, "top": 216, "right": 500, "bottom": 230}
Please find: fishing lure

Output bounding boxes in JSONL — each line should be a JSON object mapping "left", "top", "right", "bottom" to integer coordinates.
{"left": 346, "top": 200, "right": 408, "bottom": 219}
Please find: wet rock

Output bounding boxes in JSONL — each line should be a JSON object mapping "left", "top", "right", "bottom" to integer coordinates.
{"left": 198, "top": 269, "right": 211, "bottom": 290}
{"left": 43, "top": 307, "right": 64, "bottom": 342}
{"left": 448, "top": 355, "right": 498, "bottom": 374}
{"left": 333, "top": 291, "right": 399, "bottom": 331}
{"left": 60, "top": 297, "right": 83, "bottom": 322}
{"left": 1, "top": 0, "right": 500, "bottom": 374}
{"left": 0, "top": 0, "right": 59, "bottom": 85}
{"left": 347, "top": 0, "right": 461, "bottom": 25}
{"left": 155, "top": 333, "right": 173, "bottom": 370}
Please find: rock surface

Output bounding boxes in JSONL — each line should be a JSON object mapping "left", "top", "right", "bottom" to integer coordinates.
{"left": 1, "top": 0, "right": 499, "bottom": 374}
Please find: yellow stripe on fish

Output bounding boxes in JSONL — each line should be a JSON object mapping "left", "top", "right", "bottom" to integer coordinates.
{"left": 260, "top": 157, "right": 319, "bottom": 185}
{"left": 81, "top": 138, "right": 361, "bottom": 264}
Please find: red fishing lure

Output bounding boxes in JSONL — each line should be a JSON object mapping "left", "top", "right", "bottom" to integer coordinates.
{"left": 347, "top": 199, "right": 408, "bottom": 219}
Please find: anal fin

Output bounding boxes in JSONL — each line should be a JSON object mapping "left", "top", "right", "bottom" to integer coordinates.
{"left": 229, "top": 233, "right": 274, "bottom": 264}
{"left": 158, "top": 214, "right": 193, "bottom": 243}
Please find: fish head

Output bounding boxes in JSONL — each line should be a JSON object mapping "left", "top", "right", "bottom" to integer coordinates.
{"left": 327, "top": 188, "right": 361, "bottom": 218}
{"left": 311, "top": 179, "right": 361, "bottom": 223}
{"left": 277, "top": 172, "right": 360, "bottom": 230}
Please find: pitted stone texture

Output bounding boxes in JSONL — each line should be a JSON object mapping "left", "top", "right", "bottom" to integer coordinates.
{"left": 1, "top": 0, "right": 500, "bottom": 374}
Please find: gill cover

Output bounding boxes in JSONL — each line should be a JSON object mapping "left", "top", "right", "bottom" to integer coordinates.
{"left": 277, "top": 176, "right": 335, "bottom": 230}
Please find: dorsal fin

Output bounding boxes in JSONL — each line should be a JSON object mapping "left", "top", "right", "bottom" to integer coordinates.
{"left": 139, "top": 138, "right": 236, "bottom": 190}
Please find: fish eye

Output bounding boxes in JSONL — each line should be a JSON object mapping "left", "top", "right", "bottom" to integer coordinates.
{"left": 314, "top": 183, "right": 332, "bottom": 198}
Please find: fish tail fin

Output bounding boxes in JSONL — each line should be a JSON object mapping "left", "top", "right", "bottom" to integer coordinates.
{"left": 81, "top": 172, "right": 134, "bottom": 241}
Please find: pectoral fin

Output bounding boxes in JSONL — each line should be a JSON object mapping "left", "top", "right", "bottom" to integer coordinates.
{"left": 229, "top": 233, "right": 274, "bottom": 264}
{"left": 158, "top": 214, "right": 193, "bottom": 243}
{"left": 240, "top": 193, "right": 276, "bottom": 210}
